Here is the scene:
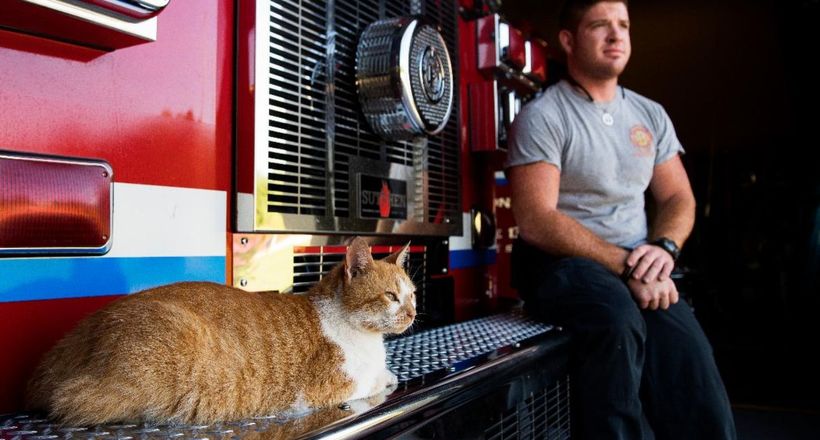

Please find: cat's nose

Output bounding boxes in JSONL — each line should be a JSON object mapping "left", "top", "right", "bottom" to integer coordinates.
{"left": 406, "top": 310, "right": 416, "bottom": 320}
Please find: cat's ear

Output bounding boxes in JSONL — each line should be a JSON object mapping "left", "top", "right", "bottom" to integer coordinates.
{"left": 345, "top": 237, "right": 374, "bottom": 281}
{"left": 383, "top": 241, "right": 410, "bottom": 269}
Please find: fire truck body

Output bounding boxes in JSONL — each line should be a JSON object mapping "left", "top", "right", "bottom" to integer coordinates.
{"left": 0, "top": 0, "right": 571, "bottom": 437}
{"left": 1, "top": 0, "right": 234, "bottom": 409}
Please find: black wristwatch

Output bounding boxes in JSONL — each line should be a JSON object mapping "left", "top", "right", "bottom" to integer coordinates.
{"left": 651, "top": 237, "right": 680, "bottom": 261}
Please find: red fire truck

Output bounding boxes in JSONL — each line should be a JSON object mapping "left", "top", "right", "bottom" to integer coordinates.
{"left": 1, "top": 0, "right": 571, "bottom": 437}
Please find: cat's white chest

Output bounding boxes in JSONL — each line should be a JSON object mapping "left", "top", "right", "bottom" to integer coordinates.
{"left": 333, "top": 330, "right": 386, "bottom": 399}
{"left": 316, "top": 302, "right": 388, "bottom": 400}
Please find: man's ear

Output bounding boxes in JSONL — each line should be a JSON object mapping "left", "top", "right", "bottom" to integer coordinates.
{"left": 345, "top": 237, "right": 374, "bottom": 281}
{"left": 383, "top": 241, "right": 410, "bottom": 269}
{"left": 558, "top": 29, "right": 574, "bottom": 55}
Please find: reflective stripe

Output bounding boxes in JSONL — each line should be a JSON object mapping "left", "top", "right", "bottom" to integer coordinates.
{"left": 0, "top": 183, "right": 227, "bottom": 302}
{"left": 449, "top": 249, "right": 496, "bottom": 270}
{"left": 0, "top": 256, "right": 225, "bottom": 302}
{"left": 107, "top": 183, "right": 226, "bottom": 257}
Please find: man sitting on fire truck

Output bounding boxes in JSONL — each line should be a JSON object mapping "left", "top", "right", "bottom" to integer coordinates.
{"left": 505, "top": 0, "right": 737, "bottom": 438}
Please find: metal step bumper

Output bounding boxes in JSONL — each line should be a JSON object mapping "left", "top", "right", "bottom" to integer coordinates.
{"left": 2, "top": 312, "right": 571, "bottom": 439}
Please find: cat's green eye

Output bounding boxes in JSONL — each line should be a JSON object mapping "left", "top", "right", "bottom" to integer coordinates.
{"left": 385, "top": 291, "right": 399, "bottom": 302}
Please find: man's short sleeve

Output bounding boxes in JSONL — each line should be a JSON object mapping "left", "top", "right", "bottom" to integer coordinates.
{"left": 653, "top": 105, "right": 685, "bottom": 165}
{"left": 505, "top": 100, "right": 564, "bottom": 171}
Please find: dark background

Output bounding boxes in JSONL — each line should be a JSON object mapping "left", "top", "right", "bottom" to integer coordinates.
{"left": 501, "top": 0, "right": 820, "bottom": 410}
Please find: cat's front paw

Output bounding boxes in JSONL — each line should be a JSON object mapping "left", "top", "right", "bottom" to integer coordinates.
{"left": 384, "top": 370, "right": 398, "bottom": 387}
{"left": 367, "top": 369, "right": 398, "bottom": 396}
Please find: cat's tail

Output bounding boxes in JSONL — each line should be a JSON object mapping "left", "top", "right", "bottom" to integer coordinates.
{"left": 24, "top": 371, "right": 51, "bottom": 414}
{"left": 43, "top": 375, "right": 144, "bottom": 426}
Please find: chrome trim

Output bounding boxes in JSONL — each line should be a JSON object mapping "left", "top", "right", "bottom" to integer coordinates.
{"left": 493, "top": 79, "right": 500, "bottom": 148}
{"left": 524, "top": 39, "right": 533, "bottom": 74}
{"left": 496, "top": 63, "right": 540, "bottom": 92}
{"left": 15, "top": 0, "right": 158, "bottom": 40}
{"left": 233, "top": 233, "right": 427, "bottom": 298}
{"left": 398, "top": 19, "right": 426, "bottom": 134}
{"left": 325, "top": 0, "right": 337, "bottom": 223}
{"left": 83, "top": 0, "right": 169, "bottom": 19}
{"left": 496, "top": 14, "right": 506, "bottom": 66}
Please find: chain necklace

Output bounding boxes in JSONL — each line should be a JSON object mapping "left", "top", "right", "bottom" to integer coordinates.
{"left": 566, "top": 76, "right": 625, "bottom": 126}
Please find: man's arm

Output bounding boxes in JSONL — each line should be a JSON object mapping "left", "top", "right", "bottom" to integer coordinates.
{"left": 508, "top": 161, "right": 630, "bottom": 275}
{"left": 627, "top": 155, "right": 696, "bottom": 282}
{"left": 648, "top": 155, "right": 696, "bottom": 245}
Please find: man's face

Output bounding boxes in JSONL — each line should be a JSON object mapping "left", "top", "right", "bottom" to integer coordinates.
{"left": 565, "top": 1, "right": 631, "bottom": 79}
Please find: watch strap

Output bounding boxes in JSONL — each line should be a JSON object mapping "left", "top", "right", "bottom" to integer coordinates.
{"left": 651, "top": 237, "right": 680, "bottom": 261}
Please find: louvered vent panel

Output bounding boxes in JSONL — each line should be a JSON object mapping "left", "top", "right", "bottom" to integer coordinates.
{"left": 293, "top": 248, "right": 427, "bottom": 319}
{"left": 421, "top": 0, "right": 460, "bottom": 224}
{"left": 332, "top": 0, "right": 413, "bottom": 218}
{"left": 266, "top": 0, "right": 328, "bottom": 216}
{"left": 262, "top": 0, "right": 459, "bottom": 228}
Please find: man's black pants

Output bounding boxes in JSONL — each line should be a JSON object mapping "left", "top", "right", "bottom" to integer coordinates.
{"left": 512, "top": 241, "right": 736, "bottom": 440}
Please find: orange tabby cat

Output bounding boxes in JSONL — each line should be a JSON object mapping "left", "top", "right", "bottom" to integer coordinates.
{"left": 25, "top": 237, "right": 416, "bottom": 425}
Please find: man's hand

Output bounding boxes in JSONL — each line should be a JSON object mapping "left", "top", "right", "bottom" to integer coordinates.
{"left": 625, "top": 244, "right": 675, "bottom": 283}
{"left": 627, "top": 276, "right": 679, "bottom": 310}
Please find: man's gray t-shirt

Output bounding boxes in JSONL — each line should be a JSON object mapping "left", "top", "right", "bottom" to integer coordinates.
{"left": 505, "top": 80, "right": 684, "bottom": 248}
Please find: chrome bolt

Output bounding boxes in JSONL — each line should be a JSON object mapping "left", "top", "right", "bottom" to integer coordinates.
{"left": 240, "top": 279, "right": 248, "bottom": 287}
{"left": 442, "top": 268, "right": 448, "bottom": 274}
{"left": 240, "top": 237, "right": 248, "bottom": 245}
{"left": 338, "top": 403, "right": 351, "bottom": 411}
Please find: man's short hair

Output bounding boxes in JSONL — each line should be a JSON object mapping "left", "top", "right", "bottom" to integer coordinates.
{"left": 558, "top": 0, "right": 629, "bottom": 33}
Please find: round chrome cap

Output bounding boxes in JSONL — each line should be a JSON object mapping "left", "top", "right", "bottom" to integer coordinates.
{"left": 356, "top": 17, "right": 454, "bottom": 140}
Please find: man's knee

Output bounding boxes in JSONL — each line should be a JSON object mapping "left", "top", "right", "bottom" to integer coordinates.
{"left": 550, "top": 258, "right": 646, "bottom": 340}
{"left": 645, "top": 303, "right": 716, "bottom": 364}
{"left": 590, "top": 297, "right": 647, "bottom": 343}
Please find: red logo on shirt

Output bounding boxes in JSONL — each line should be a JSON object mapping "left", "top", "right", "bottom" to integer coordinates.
{"left": 629, "top": 125, "right": 653, "bottom": 156}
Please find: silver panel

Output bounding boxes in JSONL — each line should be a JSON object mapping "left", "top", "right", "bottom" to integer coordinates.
{"left": 244, "top": 0, "right": 461, "bottom": 237}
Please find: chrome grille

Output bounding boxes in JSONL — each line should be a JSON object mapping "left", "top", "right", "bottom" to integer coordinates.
{"left": 266, "top": 0, "right": 328, "bottom": 216}
{"left": 262, "top": 0, "right": 460, "bottom": 227}
{"left": 292, "top": 248, "right": 427, "bottom": 318}
{"left": 386, "top": 313, "right": 552, "bottom": 382}
{"left": 332, "top": 0, "right": 413, "bottom": 218}
{"left": 484, "top": 378, "right": 572, "bottom": 440}
{"left": 420, "top": 0, "right": 460, "bottom": 224}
